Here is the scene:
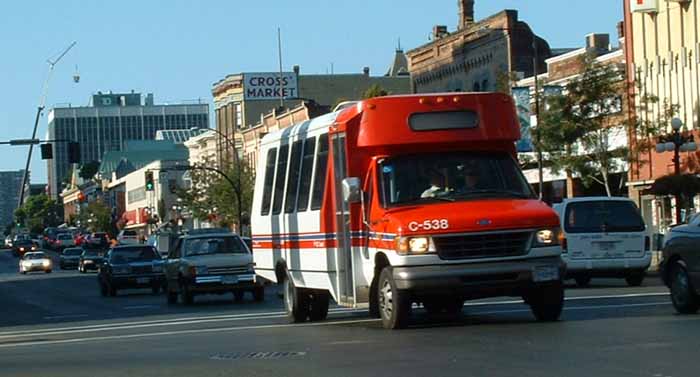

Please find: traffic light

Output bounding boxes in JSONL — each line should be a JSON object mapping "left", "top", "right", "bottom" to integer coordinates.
{"left": 40, "top": 143, "right": 53, "bottom": 160}
{"left": 145, "top": 171, "right": 154, "bottom": 191}
{"left": 67, "top": 142, "right": 81, "bottom": 164}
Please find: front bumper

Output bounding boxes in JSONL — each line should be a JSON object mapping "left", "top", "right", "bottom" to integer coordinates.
{"left": 189, "top": 274, "right": 259, "bottom": 292}
{"left": 82, "top": 261, "right": 102, "bottom": 270}
{"left": 562, "top": 253, "right": 651, "bottom": 276}
{"left": 391, "top": 256, "right": 565, "bottom": 299}
{"left": 22, "top": 264, "right": 51, "bottom": 272}
{"left": 110, "top": 274, "right": 164, "bottom": 289}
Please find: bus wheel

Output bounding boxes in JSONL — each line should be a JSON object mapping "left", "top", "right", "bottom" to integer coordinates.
{"left": 526, "top": 282, "right": 564, "bottom": 322}
{"left": 309, "top": 290, "right": 330, "bottom": 321}
{"left": 284, "top": 275, "right": 309, "bottom": 323}
{"left": 378, "top": 267, "right": 411, "bottom": 329}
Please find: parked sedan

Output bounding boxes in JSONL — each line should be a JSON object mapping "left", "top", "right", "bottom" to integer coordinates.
{"left": 79, "top": 249, "right": 104, "bottom": 273}
{"left": 19, "top": 252, "right": 52, "bottom": 274}
{"left": 660, "top": 217, "right": 700, "bottom": 314}
{"left": 98, "top": 245, "right": 164, "bottom": 296}
{"left": 60, "top": 247, "right": 84, "bottom": 269}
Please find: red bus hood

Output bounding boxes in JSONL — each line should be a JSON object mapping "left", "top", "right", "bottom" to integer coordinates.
{"left": 376, "top": 199, "right": 559, "bottom": 236}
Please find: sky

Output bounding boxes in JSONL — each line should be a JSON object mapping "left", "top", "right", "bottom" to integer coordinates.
{"left": 0, "top": 0, "right": 623, "bottom": 183}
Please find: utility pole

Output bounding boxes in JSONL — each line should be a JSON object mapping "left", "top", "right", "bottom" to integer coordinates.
{"left": 18, "top": 41, "right": 76, "bottom": 207}
{"left": 277, "top": 27, "right": 285, "bottom": 109}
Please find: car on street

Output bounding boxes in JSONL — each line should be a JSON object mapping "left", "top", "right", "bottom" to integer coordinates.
{"left": 19, "top": 251, "right": 52, "bottom": 274}
{"left": 164, "top": 229, "right": 263, "bottom": 305}
{"left": 659, "top": 214, "right": 700, "bottom": 314}
{"left": 553, "top": 197, "right": 650, "bottom": 287}
{"left": 12, "top": 239, "right": 38, "bottom": 257}
{"left": 98, "top": 245, "right": 165, "bottom": 297}
{"left": 59, "top": 247, "right": 84, "bottom": 269}
{"left": 117, "top": 229, "right": 139, "bottom": 245}
{"left": 85, "top": 232, "right": 110, "bottom": 250}
{"left": 53, "top": 232, "right": 76, "bottom": 251}
{"left": 79, "top": 249, "right": 105, "bottom": 273}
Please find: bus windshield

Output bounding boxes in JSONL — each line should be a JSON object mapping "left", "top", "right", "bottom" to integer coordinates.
{"left": 379, "top": 152, "right": 534, "bottom": 207}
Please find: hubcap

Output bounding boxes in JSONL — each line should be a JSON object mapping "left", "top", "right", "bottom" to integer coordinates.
{"left": 379, "top": 279, "right": 393, "bottom": 319}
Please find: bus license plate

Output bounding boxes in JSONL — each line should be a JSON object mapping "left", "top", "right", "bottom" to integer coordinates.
{"left": 222, "top": 275, "right": 238, "bottom": 285}
{"left": 533, "top": 266, "right": 559, "bottom": 282}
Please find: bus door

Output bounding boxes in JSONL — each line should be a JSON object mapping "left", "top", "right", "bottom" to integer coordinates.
{"left": 331, "top": 132, "right": 355, "bottom": 306}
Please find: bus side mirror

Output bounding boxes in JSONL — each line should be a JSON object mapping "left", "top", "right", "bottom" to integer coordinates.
{"left": 342, "top": 177, "right": 362, "bottom": 203}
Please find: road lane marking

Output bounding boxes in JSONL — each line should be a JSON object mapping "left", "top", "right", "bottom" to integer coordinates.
{"left": 0, "top": 318, "right": 381, "bottom": 349}
{"left": 472, "top": 302, "right": 669, "bottom": 316}
{"left": 0, "top": 300, "right": 674, "bottom": 349}
{"left": 123, "top": 305, "right": 160, "bottom": 310}
{"left": 0, "top": 291, "right": 671, "bottom": 339}
{"left": 0, "top": 307, "right": 364, "bottom": 339}
{"left": 43, "top": 314, "right": 89, "bottom": 320}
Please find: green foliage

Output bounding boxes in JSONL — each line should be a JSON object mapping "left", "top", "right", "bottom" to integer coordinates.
{"left": 537, "top": 53, "right": 629, "bottom": 196}
{"left": 495, "top": 70, "right": 519, "bottom": 94}
{"left": 362, "top": 84, "right": 388, "bottom": 99}
{"left": 176, "top": 156, "right": 255, "bottom": 230}
{"left": 78, "top": 200, "right": 113, "bottom": 234}
{"left": 79, "top": 161, "right": 100, "bottom": 180}
{"left": 14, "top": 194, "right": 63, "bottom": 234}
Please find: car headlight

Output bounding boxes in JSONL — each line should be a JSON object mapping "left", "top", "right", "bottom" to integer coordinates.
{"left": 42, "top": 260, "right": 51, "bottom": 267}
{"left": 395, "top": 236, "right": 435, "bottom": 255}
{"left": 532, "top": 228, "right": 561, "bottom": 247}
{"left": 19, "top": 247, "right": 25, "bottom": 252}
{"left": 195, "top": 266, "right": 208, "bottom": 275}
{"left": 247, "top": 263, "right": 256, "bottom": 273}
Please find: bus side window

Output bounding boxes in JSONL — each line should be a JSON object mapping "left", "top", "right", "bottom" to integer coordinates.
{"left": 260, "top": 148, "right": 277, "bottom": 215}
{"left": 272, "top": 144, "right": 290, "bottom": 215}
{"left": 284, "top": 140, "right": 303, "bottom": 213}
{"left": 296, "top": 136, "right": 316, "bottom": 212}
{"left": 310, "top": 134, "right": 329, "bottom": 210}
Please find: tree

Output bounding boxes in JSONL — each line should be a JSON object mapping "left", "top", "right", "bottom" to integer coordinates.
{"left": 538, "top": 53, "right": 628, "bottom": 197}
{"left": 176, "top": 156, "right": 255, "bottom": 232}
{"left": 362, "top": 84, "right": 388, "bottom": 99}
{"left": 78, "top": 200, "right": 113, "bottom": 234}
{"left": 14, "top": 194, "right": 63, "bottom": 234}
{"left": 79, "top": 161, "right": 100, "bottom": 180}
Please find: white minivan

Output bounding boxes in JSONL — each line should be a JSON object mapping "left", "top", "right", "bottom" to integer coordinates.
{"left": 553, "top": 197, "right": 651, "bottom": 287}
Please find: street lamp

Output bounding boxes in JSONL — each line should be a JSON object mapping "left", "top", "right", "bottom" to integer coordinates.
{"left": 190, "top": 127, "right": 244, "bottom": 234}
{"left": 655, "top": 117, "right": 697, "bottom": 224}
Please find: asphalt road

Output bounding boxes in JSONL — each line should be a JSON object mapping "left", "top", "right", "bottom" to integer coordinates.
{"left": 0, "top": 248, "right": 697, "bottom": 377}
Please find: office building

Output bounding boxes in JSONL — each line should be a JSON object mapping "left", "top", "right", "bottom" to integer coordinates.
{"left": 46, "top": 91, "right": 208, "bottom": 199}
{"left": 0, "top": 170, "right": 26, "bottom": 227}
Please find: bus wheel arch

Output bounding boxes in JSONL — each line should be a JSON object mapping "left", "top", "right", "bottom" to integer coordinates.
{"left": 369, "top": 252, "right": 391, "bottom": 318}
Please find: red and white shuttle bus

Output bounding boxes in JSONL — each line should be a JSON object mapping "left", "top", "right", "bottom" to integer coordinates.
{"left": 251, "top": 93, "right": 565, "bottom": 329}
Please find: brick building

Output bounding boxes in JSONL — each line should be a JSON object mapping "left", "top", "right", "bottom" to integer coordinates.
{"left": 406, "top": 0, "right": 551, "bottom": 94}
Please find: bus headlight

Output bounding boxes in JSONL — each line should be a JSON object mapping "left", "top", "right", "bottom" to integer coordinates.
{"left": 532, "top": 228, "right": 560, "bottom": 247}
{"left": 395, "top": 236, "right": 436, "bottom": 255}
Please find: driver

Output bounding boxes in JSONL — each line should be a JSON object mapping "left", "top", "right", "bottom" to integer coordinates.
{"left": 421, "top": 170, "right": 447, "bottom": 198}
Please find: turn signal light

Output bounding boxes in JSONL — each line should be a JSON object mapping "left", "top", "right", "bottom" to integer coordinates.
{"left": 559, "top": 232, "right": 567, "bottom": 253}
